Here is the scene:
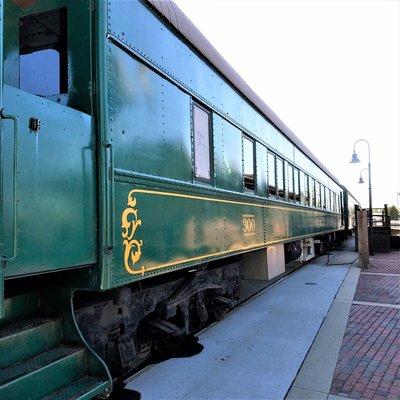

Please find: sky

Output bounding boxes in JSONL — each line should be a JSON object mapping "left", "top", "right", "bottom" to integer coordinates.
{"left": 174, "top": 0, "right": 400, "bottom": 208}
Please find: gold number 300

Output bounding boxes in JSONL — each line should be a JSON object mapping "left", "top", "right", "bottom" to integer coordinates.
{"left": 242, "top": 216, "right": 256, "bottom": 233}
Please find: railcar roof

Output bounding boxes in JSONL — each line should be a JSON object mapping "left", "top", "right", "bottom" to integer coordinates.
{"left": 147, "top": 0, "right": 341, "bottom": 186}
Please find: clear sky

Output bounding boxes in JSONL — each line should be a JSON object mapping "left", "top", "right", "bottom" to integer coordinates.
{"left": 174, "top": 0, "right": 400, "bottom": 208}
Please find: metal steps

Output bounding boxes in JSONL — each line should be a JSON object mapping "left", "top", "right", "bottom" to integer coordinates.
{"left": 0, "top": 316, "right": 62, "bottom": 369}
{"left": 0, "top": 292, "right": 41, "bottom": 327}
{"left": 43, "top": 376, "right": 110, "bottom": 400}
{"left": 0, "top": 292, "right": 109, "bottom": 399}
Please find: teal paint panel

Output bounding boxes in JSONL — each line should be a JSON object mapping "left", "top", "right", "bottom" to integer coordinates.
{"left": 213, "top": 115, "right": 243, "bottom": 192}
{"left": 106, "top": 1, "right": 343, "bottom": 196}
{"left": 2, "top": 85, "right": 97, "bottom": 277}
{"left": 109, "top": 44, "right": 192, "bottom": 183}
{"left": 112, "top": 178, "right": 339, "bottom": 287}
{"left": 107, "top": 1, "right": 295, "bottom": 162}
{"left": 112, "top": 182, "right": 265, "bottom": 286}
{"left": 99, "top": 1, "right": 345, "bottom": 289}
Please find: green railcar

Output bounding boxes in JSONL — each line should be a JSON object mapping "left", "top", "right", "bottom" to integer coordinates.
{"left": 0, "top": 0, "right": 358, "bottom": 398}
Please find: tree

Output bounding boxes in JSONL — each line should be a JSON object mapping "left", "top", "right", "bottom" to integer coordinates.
{"left": 388, "top": 205, "right": 399, "bottom": 221}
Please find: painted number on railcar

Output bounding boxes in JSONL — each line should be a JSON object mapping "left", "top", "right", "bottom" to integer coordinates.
{"left": 242, "top": 214, "right": 256, "bottom": 235}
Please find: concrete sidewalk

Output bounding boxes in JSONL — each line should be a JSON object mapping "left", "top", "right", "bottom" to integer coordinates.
{"left": 126, "top": 248, "right": 356, "bottom": 400}
{"left": 286, "top": 264, "right": 360, "bottom": 400}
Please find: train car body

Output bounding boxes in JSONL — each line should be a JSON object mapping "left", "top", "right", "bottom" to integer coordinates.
{"left": 0, "top": 1, "right": 358, "bottom": 398}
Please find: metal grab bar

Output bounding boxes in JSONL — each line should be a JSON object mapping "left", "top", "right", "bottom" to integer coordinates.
{"left": 103, "top": 141, "right": 115, "bottom": 253}
{"left": 1, "top": 109, "right": 19, "bottom": 265}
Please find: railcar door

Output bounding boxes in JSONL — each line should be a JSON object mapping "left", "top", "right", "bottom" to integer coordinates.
{"left": 0, "top": 1, "right": 96, "bottom": 285}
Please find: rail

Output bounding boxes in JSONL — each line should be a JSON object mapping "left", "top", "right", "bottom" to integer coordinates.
{"left": 0, "top": 109, "right": 19, "bottom": 265}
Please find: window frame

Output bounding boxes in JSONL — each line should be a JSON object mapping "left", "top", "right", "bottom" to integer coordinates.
{"left": 267, "top": 151, "right": 277, "bottom": 197}
{"left": 304, "top": 174, "right": 310, "bottom": 206}
{"left": 294, "top": 167, "right": 300, "bottom": 203}
{"left": 276, "top": 156, "right": 285, "bottom": 200}
{"left": 287, "top": 162, "right": 295, "bottom": 202}
{"left": 242, "top": 134, "right": 256, "bottom": 192}
{"left": 322, "top": 186, "right": 326, "bottom": 209}
{"left": 192, "top": 101, "right": 214, "bottom": 184}
{"left": 327, "top": 189, "right": 332, "bottom": 211}
{"left": 309, "top": 177, "right": 316, "bottom": 207}
{"left": 19, "top": 7, "right": 68, "bottom": 97}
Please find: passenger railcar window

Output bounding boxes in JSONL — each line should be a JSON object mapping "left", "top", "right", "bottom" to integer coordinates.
{"left": 193, "top": 103, "right": 212, "bottom": 181}
{"left": 276, "top": 157, "right": 285, "bottom": 199}
{"left": 294, "top": 168, "right": 300, "bottom": 202}
{"left": 328, "top": 190, "right": 332, "bottom": 211}
{"left": 316, "top": 183, "right": 321, "bottom": 208}
{"left": 322, "top": 186, "right": 326, "bottom": 209}
{"left": 243, "top": 136, "right": 255, "bottom": 191}
{"left": 299, "top": 171, "right": 305, "bottom": 204}
{"left": 304, "top": 175, "right": 310, "bottom": 206}
{"left": 310, "top": 178, "right": 316, "bottom": 207}
{"left": 267, "top": 152, "right": 276, "bottom": 196}
{"left": 19, "top": 8, "right": 68, "bottom": 97}
{"left": 287, "top": 164, "right": 294, "bottom": 201}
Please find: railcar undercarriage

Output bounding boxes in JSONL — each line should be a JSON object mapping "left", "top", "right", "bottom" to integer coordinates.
{"left": 75, "top": 261, "right": 241, "bottom": 376}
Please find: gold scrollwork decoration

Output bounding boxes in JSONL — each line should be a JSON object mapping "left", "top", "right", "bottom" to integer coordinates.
{"left": 121, "top": 190, "right": 145, "bottom": 275}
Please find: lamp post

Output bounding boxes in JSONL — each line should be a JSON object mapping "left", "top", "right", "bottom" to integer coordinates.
{"left": 350, "top": 139, "right": 373, "bottom": 251}
{"left": 358, "top": 168, "right": 368, "bottom": 185}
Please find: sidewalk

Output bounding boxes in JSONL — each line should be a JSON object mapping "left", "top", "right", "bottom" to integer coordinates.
{"left": 126, "top": 246, "right": 355, "bottom": 399}
{"left": 287, "top": 251, "right": 400, "bottom": 400}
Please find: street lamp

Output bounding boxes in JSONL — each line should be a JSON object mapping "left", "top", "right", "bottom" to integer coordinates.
{"left": 350, "top": 139, "right": 373, "bottom": 251}
{"left": 358, "top": 168, "right": 368, "bottom": 184}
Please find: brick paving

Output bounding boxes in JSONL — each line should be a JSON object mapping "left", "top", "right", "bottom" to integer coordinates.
{"left": 330, "top": 250, "right": 400, "bottom": 400}
{"left": 368, "top": 252, "right": 400, "bottom": 275}
{"left": 330, "top": 305, "right": 400, "bottom": 399}
{"left": 354, "top": 274, "right": 400, "bottom": 305}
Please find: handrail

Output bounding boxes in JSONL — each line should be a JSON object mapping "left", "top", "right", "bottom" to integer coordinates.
{"left": 70, "top": 290, "right": 113, "bottom": 397}
{"left": 1, "top": 109, "right": 19, "bottom": 265}
{"left": 103, "top": 141, "right": 115, "bottom": 253}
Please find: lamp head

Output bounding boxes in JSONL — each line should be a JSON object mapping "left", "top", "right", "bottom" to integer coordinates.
{"left": 350, "top": 150, "right": 360, "bottom": 164}
{"left": 358, "top": 176, "right": 364, "bottom": 184}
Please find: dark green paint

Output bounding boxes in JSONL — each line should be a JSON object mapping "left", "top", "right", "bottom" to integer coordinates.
{"left": 0, "top": 0, "right": 345, "bottom": 292}
{"left": 112, "top": 178, "right": 340, "bottom": 285}
{"left": 1, "top": 291, "right": 40, "bottom": 327}
{"left": 2, "top": 85, "right": 97, "bottom": 278}
{"left": 0, "top": 318, "right": 62, "bottom": 369}
{"left": 43, "top": 376, "right": 110, "bottom": 400}
{"left": 96, "top": 0, "right": 344, "bottom": 288}
{"left": 0, "top": 291, "right": 109, "bottom": 399}
{"left": 0, "top": 347, "right": 87, "bottom": 400}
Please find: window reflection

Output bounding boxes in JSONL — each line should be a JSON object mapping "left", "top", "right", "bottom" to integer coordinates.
{"left": 243, "top": 136, "right": 255, "bottom": 191}
{"left": 193, "top": 104, "right": 211, "bottom": 181}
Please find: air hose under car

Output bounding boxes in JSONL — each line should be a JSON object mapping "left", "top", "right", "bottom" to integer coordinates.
{"left": 321, "top": 239, "right": 359, "bottom": 266}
